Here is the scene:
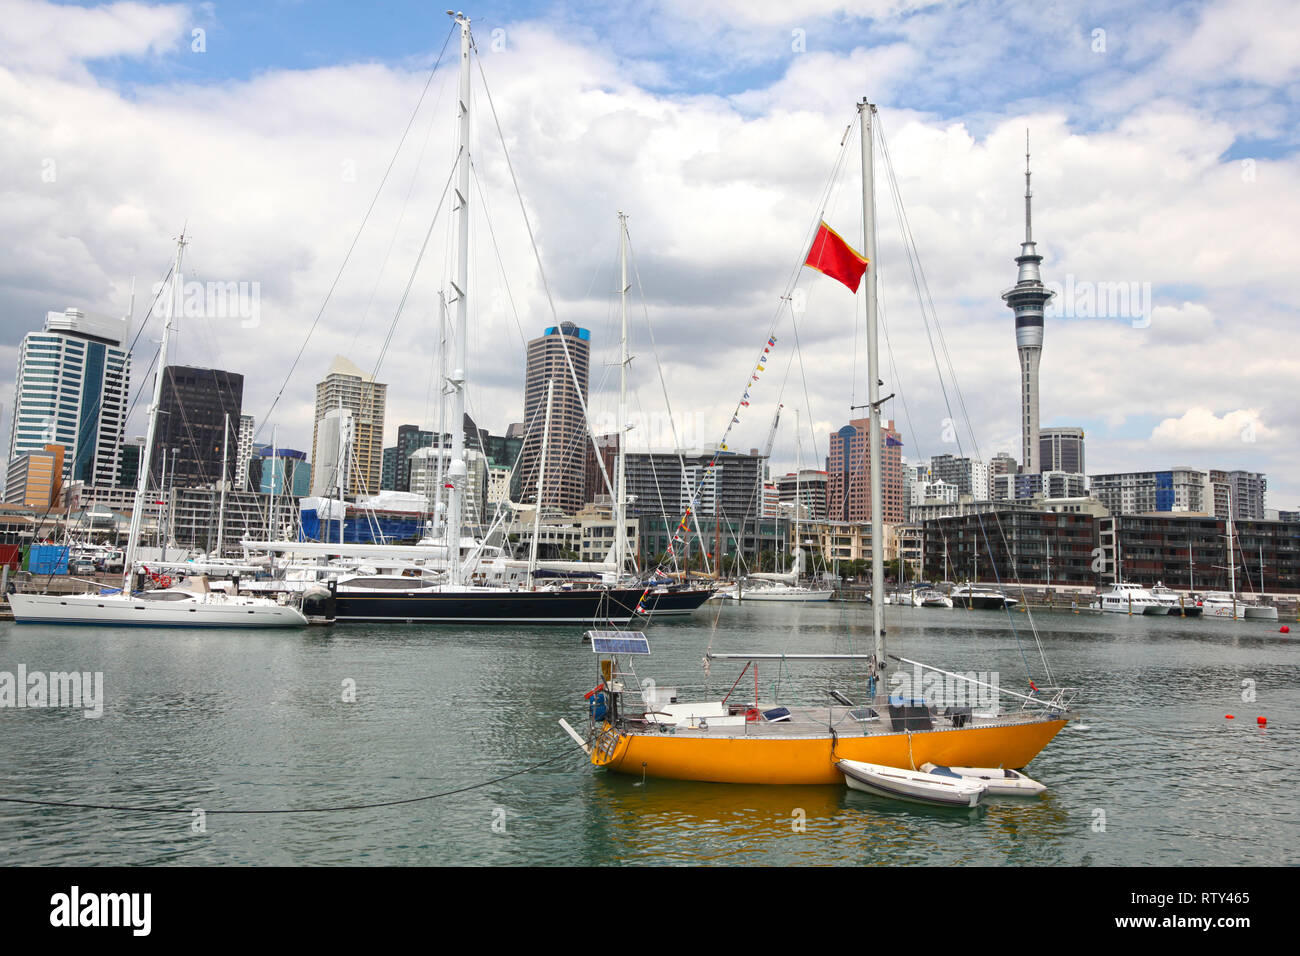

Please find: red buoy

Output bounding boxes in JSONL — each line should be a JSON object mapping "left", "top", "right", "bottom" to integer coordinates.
{"left": 1258, "top": 717, "right": 1267, "bottom": 727}
{"left": 1225, "top": 714, "right": 1235, "bottom": 719}
{"left": 1280, "top": 626, "right": 1291, "bottom": 634}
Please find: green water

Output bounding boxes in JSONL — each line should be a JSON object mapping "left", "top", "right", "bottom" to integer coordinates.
{"left": 0, "top": 603, "right": 1295, "bottom": 865}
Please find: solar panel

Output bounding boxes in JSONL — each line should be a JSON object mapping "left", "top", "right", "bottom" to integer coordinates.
{"left": 587, "top": 630, "right": 650, "bottom": 655}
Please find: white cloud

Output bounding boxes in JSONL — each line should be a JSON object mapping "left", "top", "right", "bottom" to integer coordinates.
{"left": 1149, "top": 407, "right": 1273, "bottom": 450}
{"left": 0, "top": 0, "right": 1297, "bottom": 509}
{"left": 0, "top": 0, "right": 186, "bottom": 74}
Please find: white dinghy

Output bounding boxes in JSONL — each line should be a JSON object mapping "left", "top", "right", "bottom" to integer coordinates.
{"left": 838, "top": 759, "right": 986, "bottom": 807}
{"left": 920, "top": 763, "right": 1046, "bottom": 796}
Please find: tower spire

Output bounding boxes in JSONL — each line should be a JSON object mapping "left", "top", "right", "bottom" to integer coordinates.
{"left": 1024, "top": 129, "right": 1032, "bottom": 244}
{"left": 1002, "top": 128, "right": 1053, "bottom": 476}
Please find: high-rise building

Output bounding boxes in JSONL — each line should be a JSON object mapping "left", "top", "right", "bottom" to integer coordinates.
{"left": 311, "top": 356, "right": 386, "bottom": 497}
{"left": 6, "top": 308, "right": 131, "bottom": 493}
{"left": 621, "top": 447, "right": 765, "bottom": 521}
{"left": 4, "top": 444, "right": 65, "bottom": 508}
{"left": 248, "top": 447, "right": 312, "bottom": 497}
{"left": 989, "top": 451, "right": 1018, "bottom": 478}
{"left": 1089, "top": 467, "right": 1227, "bottom": 516}
{"left": 776, "top": 469, "right": 828, "bottom": 520}
{"left": 519, "top": 323, "right": 590, "bottom": 515}
{"left": 311, "top": 407, "right": 353, "bottom": 497}
{"left": 1001, "top": 138, "right": 1054, "bottom": 475}
{"left": 410, "top": 446, "right": 487, "bottom": 524}
{"left": 584, "top": 433, "right": 619, "bottom": 505}
{"left": 826, "top": 418, "right": 905, "bottom": 524}
{"left": 1208, "top": 469, "right": 1267, "bottom": 521}
{"left": 116, "top": 436, "right": 145, "bottom": 489}
{"left": 1039, "top": 427, "right": 1085, "bottom": 474}
{"left": 235, "top": 414, "right": 255, "bottom": 490}
{"left": 929, "top": 454, "right": 990, "bottom": 500}
{"left": 150, "top": 366, "right": 244, "bottom": 488}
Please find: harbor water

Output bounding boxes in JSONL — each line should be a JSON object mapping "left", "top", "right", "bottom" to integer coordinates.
{"left": 1, "top": 603, "right": 1295, "bottom": 866}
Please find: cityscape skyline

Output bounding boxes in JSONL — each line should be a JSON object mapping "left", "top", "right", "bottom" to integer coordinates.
{"left": 0, "top": 0, "right": 1293, "bottom": 509}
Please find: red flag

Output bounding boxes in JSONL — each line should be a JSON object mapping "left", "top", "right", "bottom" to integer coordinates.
{"left": 804, "top": 220, "right": 867, "bottom": 292}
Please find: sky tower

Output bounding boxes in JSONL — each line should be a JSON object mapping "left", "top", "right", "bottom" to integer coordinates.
{"left": 1002, "top": 132, "right": 1054, "bottom": 474}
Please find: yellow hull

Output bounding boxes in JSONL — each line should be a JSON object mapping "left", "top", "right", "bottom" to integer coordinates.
{"left": 595, "top": 718, "right": 1069, "bottom": 785}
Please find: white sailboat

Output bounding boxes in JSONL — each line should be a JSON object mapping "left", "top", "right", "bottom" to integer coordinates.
{"left": 10, "top": 234, "right": 308, "bottom": 628}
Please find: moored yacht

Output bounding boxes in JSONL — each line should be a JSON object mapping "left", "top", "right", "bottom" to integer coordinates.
{"left": 951, "top": 585, "right": 1018, "bottom": 610}
{"left": 1145, "top": 583, "right": 1203, "bottom": 617}
{"left": 1093, "top": 582, "right": 1161, "bottom": 614}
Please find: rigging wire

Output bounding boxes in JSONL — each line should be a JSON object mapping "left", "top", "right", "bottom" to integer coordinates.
{"left": 255, "top": 23, "right": 457, "bottom": 444}
{"left": 0, "top": 748, "right": 579, "bottom": 816}
{"left": 875, "top": 114, "right": 1053, "bottom": 687}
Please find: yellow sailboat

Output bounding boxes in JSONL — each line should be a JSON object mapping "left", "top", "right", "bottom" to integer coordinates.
{"left": 562, "top": 100, "right": 1075, "bottom": 786}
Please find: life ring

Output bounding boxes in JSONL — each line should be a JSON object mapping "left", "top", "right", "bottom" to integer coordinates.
{"left": 746, "top": 708, "right": 760, "bottom": 722}
{"left": 159, "top": 575, "right": 172, "bottom": 588}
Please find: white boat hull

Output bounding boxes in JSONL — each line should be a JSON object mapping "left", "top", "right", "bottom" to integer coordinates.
{"left": 740, "top": 588, "right": 834, "bottom": 603}
{"left": 1244, "top": 605, "right": 1279, "bottom": 621}
{"left": 919, "top": 763, "right": 1046, "bottom": 796}
{"left": 8, "top": 592, "right": 308, "bottom": 628}
{"left": 839, "top": 759, "right": 986, "bottom": 807}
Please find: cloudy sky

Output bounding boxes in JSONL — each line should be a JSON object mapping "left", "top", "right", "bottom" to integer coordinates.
{"left": 2, "top": 0, "right": 1296, "bottom": 508}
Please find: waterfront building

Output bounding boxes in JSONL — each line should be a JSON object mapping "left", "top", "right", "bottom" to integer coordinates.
{"left": 776, "top": 469, "right": 827, "bottom": 520}
{"left": 311, "top": 356, "right": 387, "bottom": 497}
{"left": 3, "top": 444, "right": 65, "bottom": 508}
{"left": 1039, "top": 427, "right": 1085, "bottom": 474}
{"left": 1001, "top": 140, "right": 1054, "bottom": 476}
{"left": 149, "top": 365, "right": 243, "bottom": 488}
{"left": 622, "top": 447, "right": 765, "bottom": 522}
{"left": 6, "top": 307, "right": 130, "bottom": 493}
{"left": 1088, "top": 467, "right": 1256, "bottom": 517}
{"left": 1041, "top": 470, "right": 1088, "bottom": 499}
{"left": 637, "top": 514, "right": 788, "bottom": 573}
{"left": 1208, "top": 469, "right": 1267, "bottom": 521}
{"left": 410, "top": 446, "right": 487, "bottom": 525}
{"left": 922, "top": 510, "right": 1099, "bottom": 587}
{"left": 1098, "top": 514, "right": 1298, "bottom": 593}
{"left": 826, "top": 418, "right": 905, "bottom": 523}
{"left": 166, "top": 487, "right": 301, "bottom": 552}
{"left": 519, "top": 323, "right": 590, "bottom": 515}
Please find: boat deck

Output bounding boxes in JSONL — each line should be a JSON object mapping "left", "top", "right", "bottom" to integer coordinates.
{"left": 620, "top": 702, "right": 1063, "bottom": 740}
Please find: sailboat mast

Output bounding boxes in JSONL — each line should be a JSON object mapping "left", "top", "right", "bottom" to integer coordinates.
{"left": 615, "top": 212, "right": 629, "bottom": 580}
{"left": 446, "top": 12, "right": 472, "bottom": 588}
{"left": 122, "top": 233, "right": 185, "bottom": 592}
{"left": 859, "top": 100, "right": 885, "bottom": 665}
{"left": 217, "top": 412, "right": 229, "bottom": 556}
{"left": 433, "top": 291, "right": 449, "bottom": 541}
{"left": 528, "top": 378, "right": 554, "bottom": 587}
